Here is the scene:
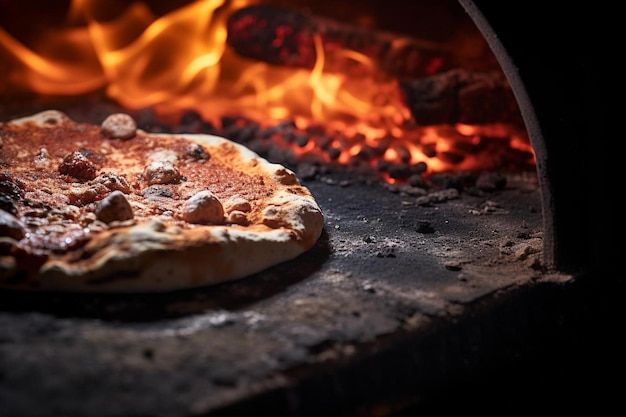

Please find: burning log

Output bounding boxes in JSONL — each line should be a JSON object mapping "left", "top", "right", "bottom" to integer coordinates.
{"left": 226, "top": 5, "right": 451, "bottom": 78}
{"left": 399, "top": 69, "right": 523, "bottom": 126}
{"left": 227, "top": 6, "right": 521, "bottom": 127}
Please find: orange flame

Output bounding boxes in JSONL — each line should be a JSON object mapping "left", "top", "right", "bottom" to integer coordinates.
{"left": 0, "top": 0, "right": 534, "bottom": 178}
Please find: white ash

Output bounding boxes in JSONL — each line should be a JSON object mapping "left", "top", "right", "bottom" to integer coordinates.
{"left": 415, "top": 188, "right": 460, "bottom": 206}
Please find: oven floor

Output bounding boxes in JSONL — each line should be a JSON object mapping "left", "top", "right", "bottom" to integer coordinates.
{"left": 0, "top": 172, "right": 622, "bottom": 416}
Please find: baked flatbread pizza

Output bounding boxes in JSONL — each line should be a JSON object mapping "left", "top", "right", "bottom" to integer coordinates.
{"left": 0, "top": 110, "right": 324, "bottom": 292}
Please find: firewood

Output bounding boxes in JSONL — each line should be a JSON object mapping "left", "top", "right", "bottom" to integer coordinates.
{"left": 226, "top": 5, "right": 452, "bottom": 79}
{"left": 398, "top": 69, "right": 523, "bottom": 126}
{"left": 226, "top": 6, "right": 521, "bottom": 126}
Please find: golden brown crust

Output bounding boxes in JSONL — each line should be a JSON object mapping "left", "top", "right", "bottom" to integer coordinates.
{"left": 0, "top": 110, "right": 324, "bottom": 292}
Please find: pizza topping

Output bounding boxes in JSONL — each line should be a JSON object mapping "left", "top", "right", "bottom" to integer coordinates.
{"left": 101, "top": 113, "right": 137, "bottom": 140}
{"left": 0, "top": 210, "right": 26, "bottom": 240}
{"left": 34, "top": 147, "right": 52, "bottom": 169}
{"left": 67, "top": 186, "right": 99, "bottom": 206}
{"left": 59, "top": 151, "right": 98, "bottom": 181}
{"left": 92, "top": 172, "right": 132, "bottom": 194}
{"left": 185, "top": 143, "right": 210, "bottom": 161}
{"left": 0, "top": 194, "right": 17, "bottom": 215}
{"left": 78, "top": 148, "right": 106, "bottom": 165}
{"left": 144, "top": 160, "right": 182, "bottom": 185}
{"left": 141, "top": 185, "right": 174, "bottom": 200}
{"left": 63, "top": 173, "right": 131, "bottom": 207}
{"left": 0, "top": 176, "right": 22, "bottom": 197}
{"left": 95, "top": 190, "right": 134, "bottom": 224}
{"left": 48, "top": 206, "right": 81, "bottom": 222}
{"left": 183, "top": 190, "right": 224, "bottom": 224}
{"left": 0, "top": 181, "right": 21, "bottom": 215}
{"left": 26, "top": 221, "right": 90, "bottom": 254}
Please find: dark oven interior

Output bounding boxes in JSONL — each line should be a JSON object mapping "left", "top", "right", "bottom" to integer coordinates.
{"left": 0, "top": 1, "right": 619, "bottom": 416}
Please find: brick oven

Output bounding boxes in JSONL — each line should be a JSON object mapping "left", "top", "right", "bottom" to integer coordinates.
{"left": 0, "top": 0, "right": 620, "bottom": 416}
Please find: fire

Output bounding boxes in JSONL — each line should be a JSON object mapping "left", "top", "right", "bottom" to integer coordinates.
{"left": 0, "top": 0, "right": 534, "bottom": 180}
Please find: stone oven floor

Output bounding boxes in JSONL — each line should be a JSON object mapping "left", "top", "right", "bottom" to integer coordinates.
{"left": 0, "top": 170, "right": 623, "bottom": 416}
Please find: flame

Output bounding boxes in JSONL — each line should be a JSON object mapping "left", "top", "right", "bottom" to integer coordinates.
{"left": 0, "top": 0, "right": 534, "bottom": 179}
{"left": 0, "top": 13, "right": 105, "bottom": 94}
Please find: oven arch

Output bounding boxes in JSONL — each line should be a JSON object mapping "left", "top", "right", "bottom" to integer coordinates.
{"left": 459, "top": 1, "right": 613, "bottom": 275}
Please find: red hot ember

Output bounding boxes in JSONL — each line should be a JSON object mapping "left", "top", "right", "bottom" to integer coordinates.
{"left": 135, "top": 109, "right": 534, "bottom": 187}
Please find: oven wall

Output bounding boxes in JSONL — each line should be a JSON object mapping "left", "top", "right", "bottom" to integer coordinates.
{"left": 461, "top": 1, "right": 616, "bottom": 275}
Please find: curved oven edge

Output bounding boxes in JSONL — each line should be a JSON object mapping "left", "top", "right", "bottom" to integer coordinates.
{"left": 459, "top": 1, "right": 615, "bottom": 276}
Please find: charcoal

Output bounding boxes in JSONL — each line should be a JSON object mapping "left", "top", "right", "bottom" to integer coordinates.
{"left": 399, "top": 69, "right": 523, "bottom": 126}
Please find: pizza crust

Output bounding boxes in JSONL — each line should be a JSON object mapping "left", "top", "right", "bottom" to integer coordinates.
{"left": 0, "top": 110, "right": 324, "bottom": 292}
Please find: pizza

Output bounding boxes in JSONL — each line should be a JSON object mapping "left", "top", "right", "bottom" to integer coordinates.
{"left": 0, "top": 110, "right": 324, "bottom": 292}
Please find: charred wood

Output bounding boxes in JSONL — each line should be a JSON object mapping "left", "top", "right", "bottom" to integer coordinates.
{"left": 399, "top": 69, "right": 523, "bottom": 126}
{"left": 226, "top": 5, "right": 452, "bottom": 79}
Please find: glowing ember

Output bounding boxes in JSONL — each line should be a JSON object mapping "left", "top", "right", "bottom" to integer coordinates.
{"left": 0, "top": 0, "right": 534, "bottom": 181}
